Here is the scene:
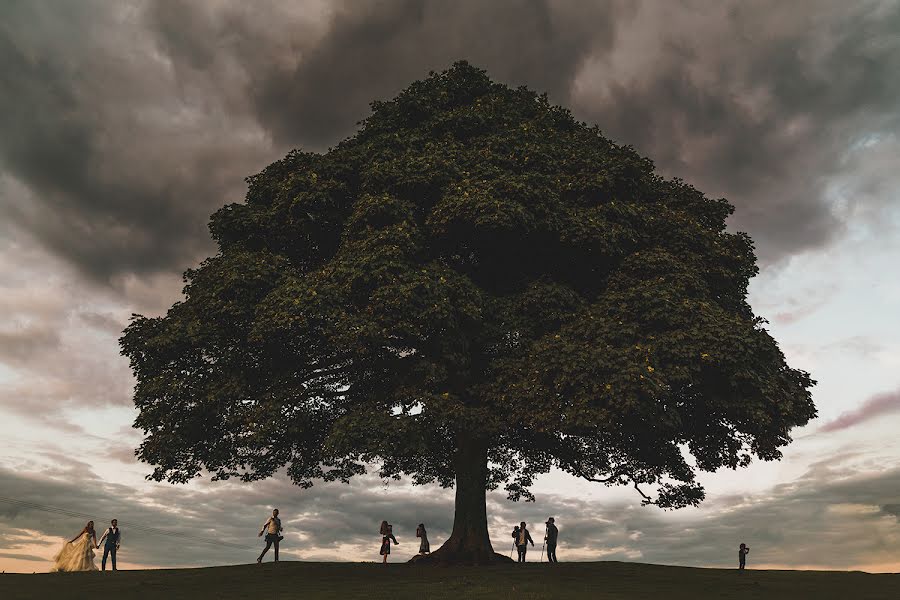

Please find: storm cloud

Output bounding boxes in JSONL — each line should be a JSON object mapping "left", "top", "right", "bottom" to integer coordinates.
{"left": 0, "top": 1, "right": 283, "bottom": 281}
{"left": 2, "top": 0, "right": 898, "bottom": 282}
{"left": 570, "top": 1, "right": 900, "bottom": 262}
{"left": 242, "top": 0, "right": 629, "bottom": 148}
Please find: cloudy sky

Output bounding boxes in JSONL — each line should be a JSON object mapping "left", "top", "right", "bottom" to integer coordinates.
{"left": 2, "top": 0, "right": 899, "bottom": 574}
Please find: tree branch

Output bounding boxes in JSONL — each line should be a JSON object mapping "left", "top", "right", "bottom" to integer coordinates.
{"left": 571, "top": 465, "right": 629, "bottom": 484}
{"left": 631, "top": 480, "right": 658, "bottom": 506}
{"left": 572, "top": 465, "right": 659, "bottom": 505}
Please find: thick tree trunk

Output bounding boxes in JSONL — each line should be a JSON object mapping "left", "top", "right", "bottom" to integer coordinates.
{"left": 410, "top": 436, "right": 512, "bottom": 565}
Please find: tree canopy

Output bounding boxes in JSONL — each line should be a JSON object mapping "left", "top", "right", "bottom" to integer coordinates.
{"left": 120, "top": 61, "right": 815, "bottom": 563}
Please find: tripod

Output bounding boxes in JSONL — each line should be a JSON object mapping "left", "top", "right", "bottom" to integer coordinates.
{"left": 539, "top": 524, "right": 548, "bottom": 562}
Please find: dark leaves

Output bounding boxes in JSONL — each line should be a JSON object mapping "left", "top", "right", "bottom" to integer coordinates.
{"left": 121, "top": 61, "right": 814, "bottom": 509}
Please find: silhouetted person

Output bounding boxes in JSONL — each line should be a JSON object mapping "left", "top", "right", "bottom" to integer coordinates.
{"left": 380, "top": 521, "right": 399, "bottom": 563}
{"left": 515, "top": 521, "right": 534, "bottom": 563}
{"left": 98, "top": 519, "right": 121, "bottom": 571}
{"left": 257, "top": 508, "right": 283, "bottom": 563}
{"left": 544, "top": 517, "right": 558, "bottom": 563}
{"left": 416, "top": 523, "right": 430, "bottom": 554}
{"left": 739, "top": 543, "right": 750, "bottom": 570}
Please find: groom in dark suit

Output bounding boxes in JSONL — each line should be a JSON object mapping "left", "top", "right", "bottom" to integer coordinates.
{"left": 98, "top": 519, "right": 121, "bottom": 571}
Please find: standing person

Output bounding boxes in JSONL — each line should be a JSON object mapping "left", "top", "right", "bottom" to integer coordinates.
{"left": 416, "top": 523, "right": 430, "bottom": 555}
{"left": 515, "top": 521, "right": 534, "bottom": 563}
{"left": 379, "top": 521, "right": 399, "bottom": 563}
{"left": 739, "top": 543, "right": 750, "bottom": 570}
{"left": 51, "top": 521, "right": 98, "bottom": 572}
{"left": 544, "top": 517, "right": 559, "bottom": 563}
{"left": 97, "top": 519, "right": 122, "bottom": 571}
{"left": 257, "top": 509, "right": 283, "bottom": 563}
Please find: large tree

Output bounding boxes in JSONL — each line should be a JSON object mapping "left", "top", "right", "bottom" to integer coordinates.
{"left": 121, "top": 62, "right": 815, "bottom": 564}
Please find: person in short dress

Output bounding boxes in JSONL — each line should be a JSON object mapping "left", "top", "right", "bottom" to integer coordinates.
{"left": 416, "top": 523, "right": 430, "bottom": 555}
{"left": 257, "top": 508, "right": 283, "bottom": 563}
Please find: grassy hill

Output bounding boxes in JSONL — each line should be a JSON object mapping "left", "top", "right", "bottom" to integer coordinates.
{"left": 1, "top": 561, "right": 897, "bottom": 600}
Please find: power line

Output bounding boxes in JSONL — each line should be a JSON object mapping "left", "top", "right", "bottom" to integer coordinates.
{"left": 0, "top": 495, "right": 249, "bottom": 550}
{"left": 0, "top": 495, "right": 248, "bottom": 549}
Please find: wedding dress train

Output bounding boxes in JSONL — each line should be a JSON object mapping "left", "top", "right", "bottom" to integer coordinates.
{"left": 51, "top": 532, "right": 98, "bottom": 572}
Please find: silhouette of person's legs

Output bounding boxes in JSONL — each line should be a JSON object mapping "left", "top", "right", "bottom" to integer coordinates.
{"left": 517, "top": 546, "right": 527, "bottom": 563}
{"left": 547, "top": 543, "right": 557, "bottom": 563}
{"left": 273, "top": 539, "right": 279, "bottom": 562}
{"left": 258, "top": 538, "right": 273, "bottom": 563}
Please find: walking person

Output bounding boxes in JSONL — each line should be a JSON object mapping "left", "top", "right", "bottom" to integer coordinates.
{"left": 379, "top": 521, "right": 399, "bottom": 563}
{"left": 416, "top": 523, "right": 430, "bottom": 555}
{"left": 51, "top": 521, "right": 98, "bottom": 572}
{"left": 738, "top": 543, "right": 750, "bottom": 570}
{"left": 544, "top": 517, "right": 559, "bottom": 563}
{"left": 97, "top": 519, "right": 122, "bottom": 571}
{"left": 257, "top": 508, "right": 283, "bottom": 563}
{"left": 515, "top": 521, "right": 534, "bottom": 563}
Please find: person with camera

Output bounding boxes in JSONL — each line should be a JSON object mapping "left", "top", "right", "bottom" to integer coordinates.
{"left": 257, "top": 508, "right": 284, "bottom": 563}
{"left": 514, "top": 521, "right": 534, "bottom": 563}
{"left": 738, "top": 542, "right": 750, "bottom": 570}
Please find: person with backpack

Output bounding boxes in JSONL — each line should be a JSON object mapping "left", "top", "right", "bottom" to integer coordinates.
{"left": 514, "top": 521, "right": 534, "bottom": 563}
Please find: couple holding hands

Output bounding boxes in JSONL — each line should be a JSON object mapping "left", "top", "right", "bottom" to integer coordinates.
{"left": 52, "top": 519, "right": 121, "bottom": 572}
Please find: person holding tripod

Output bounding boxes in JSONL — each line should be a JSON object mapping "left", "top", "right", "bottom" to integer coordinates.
{"left": 514, "top": 521, "right": 534, "bottom": 563}
{"left": 510, "top": 524, "right": 520, "bottom": 558}
{"left": 544, "top": 517, "right": 559, "bottom": 563}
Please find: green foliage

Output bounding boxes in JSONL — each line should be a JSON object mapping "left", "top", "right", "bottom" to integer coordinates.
{"left": 121, "top": 62, "right": 815, "bottom": 508}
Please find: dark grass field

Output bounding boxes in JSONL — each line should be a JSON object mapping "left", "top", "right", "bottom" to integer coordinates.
{"left": 1, "top": 561, "right": 898, "bottom": 600}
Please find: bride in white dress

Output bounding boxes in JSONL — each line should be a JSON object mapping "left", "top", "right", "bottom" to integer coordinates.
{"left": 52, "top": 520, "right": 99, "bottom": 572}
